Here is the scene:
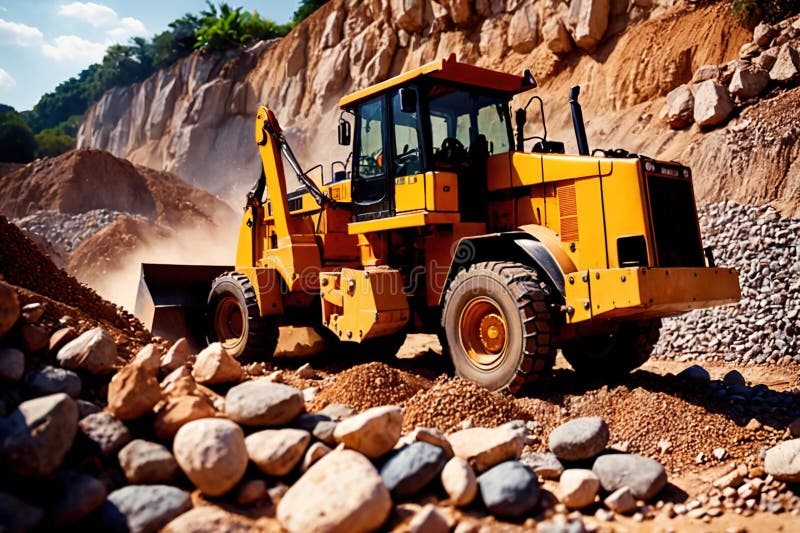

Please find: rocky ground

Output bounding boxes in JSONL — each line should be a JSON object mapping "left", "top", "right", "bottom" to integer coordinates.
{"left": 1, "top": 215, "right": 799, "bottom": 533}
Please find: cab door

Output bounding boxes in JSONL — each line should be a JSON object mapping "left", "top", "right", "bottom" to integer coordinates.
{"left": 352, "top": 96, "right": 394, "bottom": 221}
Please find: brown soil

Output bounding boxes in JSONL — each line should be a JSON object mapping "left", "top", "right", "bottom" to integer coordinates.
{"left": 0, "top": 215, "right": 148, "bottom": 348}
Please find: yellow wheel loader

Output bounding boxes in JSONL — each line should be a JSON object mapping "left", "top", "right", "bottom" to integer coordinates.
{"left": 136, "top": 55, "right": 740, "bottom": 394}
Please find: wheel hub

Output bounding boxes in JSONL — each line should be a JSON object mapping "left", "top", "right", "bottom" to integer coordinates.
{"left": 458, "top": 297, "right": 508, "bottom": 369}
{"left": 215, "top": 297, "right": 244, "bottom": 349}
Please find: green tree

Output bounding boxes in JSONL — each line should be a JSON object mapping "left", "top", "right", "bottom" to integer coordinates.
{"left": 0, "top": 109, "right": 37, "bottom": 163}
{"left": 194, "top": 2, "right": 289, "bottom": 51}
{"left": 731, "top": 0, "right": 800, "bottom": 23}
{"left": 292, "top": 0, "right": 328, "bottom": 26}
{"left": 35, "top": 128, "right": 75, "bottom": 158}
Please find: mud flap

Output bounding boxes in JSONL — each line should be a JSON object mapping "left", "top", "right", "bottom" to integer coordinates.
{"left": 135, "top": 263, "right": 233, "bottom": 350}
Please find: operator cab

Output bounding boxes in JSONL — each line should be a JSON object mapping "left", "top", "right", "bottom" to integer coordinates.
{"left": 338, "top": 55, "right": 533, "bottom": 224}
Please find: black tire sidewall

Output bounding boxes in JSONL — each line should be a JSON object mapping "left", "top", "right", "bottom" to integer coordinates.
{"left": 207, "top": 278, "right": 250, "bottom": 357}
{"left": 443, "top": 270, "right": 525, "bottom": 391}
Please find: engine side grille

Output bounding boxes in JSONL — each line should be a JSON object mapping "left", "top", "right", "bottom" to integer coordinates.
{"left": 557, "top": 181, "right": 579, "bottom": 242}
{"left": 645, "top": 173, "right": 704, "bottom": 267}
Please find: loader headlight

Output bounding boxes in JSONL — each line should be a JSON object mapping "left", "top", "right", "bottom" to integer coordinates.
{"left": 644, "top": 161, "right": 655, "bottom": 172}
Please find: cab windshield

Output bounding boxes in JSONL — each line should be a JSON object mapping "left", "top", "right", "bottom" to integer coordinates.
{"left": 427, "top": 85, "right": 512, "bottom": 169}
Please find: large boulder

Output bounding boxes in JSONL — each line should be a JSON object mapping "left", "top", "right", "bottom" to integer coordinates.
{"left": 130, "top": 344, "right": 161, "bottom": 374}
{"left": 543, "top": 17, "right": 573, "bottom": 55}
{"left": 51, "top": 470, "right": 107, "bottom": 526}
{"left": 769, "top": 44, "right": 800, "bottom": 83}
{"left": 567, "top": 0, "right": 610, "bottom": 52}
{"left": 729, "top": 65, "right": 770, "bottom": 99}
{"left": 665, "top": 85, "right": 694, "bottom": 129}
{"left": 764, "top": 439, "right": 800, "bottom": 482}
{"left": 118, "top": 439, "right": 180, "bottom": 484}
{"left": 333, "top": 405, "right": 403, "bottom": 459}
{"left": 0, "top": 281, "right": 20, "bottom": 338}
{"left": 548, "top": 417, "right": 609, "bottom": 461}
{"left": 477, "top": 461, "right": 540, "bottom": 519}
{"left": 26, "top": 365, "right": 81, "bottom": 397}
{"left": 107, "top": 363, "right": 161, "bottom": 420}
{"left": 192, "top": 343, "right": 243, "bottom": 385}
{"left": 448, "top": 427, "right": 524, "bottom": 472}
{"left": 173, "top": 418, "right": 248, "bottom": 496}
{"left": 245, "top": 428, "right": 311, "bottom": 477}
{"left": 380, "top": 442, "right": 449, "bottom": 499}
{"left": 592, "top": 453, "right": 667, "bottom": 500}
{"left": 1, "top": 393, "right": 78, "bottom": 477}
{"left": 162, "top": 506, "right": 256, "bottom": 533}
{"left": 101, "top": 485, "right": 191, "bottom": 533}
{"left": 225, "top": 380, "right": 304, "bottom": 426}
{"left": 753, "top": 22, "right": 778, "bottom": 48}
{"left": 277, "top": 449, "right": 392, "bottom": 533}
{"left": 154, "top": 394, "right": 217, "bottom": 440}
{"left": 559, "top": 469, "right": 600, "bottom": 509}
{"left": 0, "top": 491, "right": 42, "bottom": 531}
{"left": 692, "top": 80, "right": 734, "bottom": 128}
{"left": 391, "top": 0, "right": 424, "bottom": 33}
{"left": 520, "top": 452, "right": 564, "bottom": 480}
{"left": 0, "top": 347, "right": 24, "bottom": 381}
{"left": 79, "top": 412, "right": 132, "bottom": 456}
{"left": 57, "top": 327, "right": 118, "bottom": 375}
{"left": 441, "top": 456, "right": 477, "bottom": 506}
{"left": 507, "top": 4, "right": 540, "bottom": 54}
{"left": 160, "top": 338, "right": 190, "bottom": 373}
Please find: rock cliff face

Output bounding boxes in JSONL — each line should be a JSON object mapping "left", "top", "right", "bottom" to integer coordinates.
{"left": 77, "top": 0, "right": 797, "bottom": 216}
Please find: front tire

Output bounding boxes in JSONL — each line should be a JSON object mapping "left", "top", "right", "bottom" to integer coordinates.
{"left": 561, "top": 319, "right": 661, "bottom": 378}
{"left": 440, "top": 262, "right": 557, "bottom": 394}
{"left": 207, "top": 272, "right": 278, "bottom": 361}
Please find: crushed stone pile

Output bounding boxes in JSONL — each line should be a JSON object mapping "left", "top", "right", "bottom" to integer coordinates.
{"left": 402, "top": 375, "right": 518, "bottom": 433}
{"left": 0, "top": 216, "right": 147, "bottom": 340}
{"left": 309, "top": 362, "right": 430, "bottom": 412}
{"left": 14, "top": 209, "right": 127, "bottom": 253}
{"left": 654, "top": 202, "right": 799, "bottom": 364}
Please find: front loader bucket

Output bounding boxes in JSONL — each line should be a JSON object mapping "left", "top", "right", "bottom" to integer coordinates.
{"left": 135, "top": 263, "right": 232, "bottom": 350}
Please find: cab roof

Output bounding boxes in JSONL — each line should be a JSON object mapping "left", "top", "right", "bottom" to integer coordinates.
{"left": 338, "top": 54, "right": 537, "bottom": 109}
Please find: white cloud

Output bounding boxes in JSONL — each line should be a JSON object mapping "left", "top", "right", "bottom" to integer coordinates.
{"left": 59, "top": 2, "right": 118, "bottom": 27}
{"left": 0, "top": 18, "right": 43, "bottom": 46}
{"left": 0, "top": 67, "right": 14, "bottom": 89}
{"left": 58, "top": 2, "right": 147, "bottom": 42}
{"left": 41, "top": 34, "right": 106, "bottom": 63}
{"left": 106, "top": 16, "right": 147, "bottom": 41}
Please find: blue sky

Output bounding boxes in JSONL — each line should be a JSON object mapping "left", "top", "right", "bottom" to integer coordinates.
{"left": 0, "top": 1, "right": 299, "bottom": 111}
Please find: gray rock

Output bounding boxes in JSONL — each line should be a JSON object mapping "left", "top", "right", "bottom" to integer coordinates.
{"left": 57, "top": 327, "right": 118, "bottom": 375}
{"left": 548, "top": 417, "right": 609, "bottom": 461}
{"left": 764, "top": 439, "right": 800, "bottom": 482}
{"left": 520, "top": 451, "right": 564, "bottom": 479}
{"left": 604, "top": 486, "right": 637, "bottom": 514}
{"left": 693, "top": 80, "right": 734, "bottom": 127}
{"left": 0, "top": 491, "right": 43, "bottom": 532}
{"left": 334, "top": 405, "right": 403, "bottom": 459}
{"left": 51, "top": 470, "right": 106, "bottom": 525}
{"left": 79, "top": 412, "right": 131, "bottom": 456}
{"left": 729, "top": 65, "right": 769, "bottom": 99}
{"left": 409, "top": 504, "right": 449, "bottom": 533}
{"left": 118, "top": 439, "right": 180, "bottom": 484}
{"left": 722, "top": 369, "right": 746, "bottom": 387}
{"left": 753, "top": 22, "right": 777, "bottom": 48}
{"left": 770, "top": 44, "right": 800, "bottom": 82}
{"left": 677, "top": 364, "right": 710, "bottom": 384}
{"left": 0, "top": 347, "right": 24, "bottom": 381}
{"left": 1, "top": 393, "right": 78, "bottom": 477}
{"left": 477, "top": 460, "right": 540, "bottom": 519}
{"left": 380, "top": 442, "right": 448, "bottom": 499}
{"left": 101, "top": 485, "right": 191, "bottom": 533}
{"left": 592, "top": 454, "right": 667, "bottom": 500}
{"left": 293, "top": 413, "right": 337, "bottom": 445}
{"left": 245, "top": 428, "right": 311, "bottom": 477}
{"left": 26, "top": 366, "right": 81, "bottom": 398}
{"left": 224, "top": 380, "right": 304, "bottom": 426}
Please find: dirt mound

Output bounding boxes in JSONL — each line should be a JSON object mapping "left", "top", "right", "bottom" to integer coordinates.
{"left": 66, "top": 215, "right": 173, "bottom": 282}
{"left": 402, "top": 375, "right": 519, "bottom": 433}
{"left": 0, "top": 216, "right": 147, "bottom": 342}
{"left": 309, "top": 362, "right": 430, "bottom": 411}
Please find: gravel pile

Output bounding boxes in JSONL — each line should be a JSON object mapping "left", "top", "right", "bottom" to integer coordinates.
{"left": 654, "top": 201, "right": 799, "bottom": 364}
{"left": 402, "top": 376, "right": 518, "bottom": 433}
{"left": 309, "top": 362, "right": 430, "bottom": 412}
{"left": 14, "top": 209, "right": 126, "bottom": 253}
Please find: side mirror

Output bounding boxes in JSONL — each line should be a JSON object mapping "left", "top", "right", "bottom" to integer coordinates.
{"left": 338, "top": 120, "right": 351, "bottom": 146}
{"left": 399, "top": 88, "right": 417, "bottom": 113}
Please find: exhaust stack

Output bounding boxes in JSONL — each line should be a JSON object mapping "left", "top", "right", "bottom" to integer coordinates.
{"left": 569, "top": 86, "right": 590, "bottom": 156}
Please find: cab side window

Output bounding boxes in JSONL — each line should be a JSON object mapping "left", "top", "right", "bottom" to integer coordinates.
{"left": 391, "top": 92, "right": 421, "bottom": 177}
{"left": 354, "top": 97, "right": 387, "bottom": 205}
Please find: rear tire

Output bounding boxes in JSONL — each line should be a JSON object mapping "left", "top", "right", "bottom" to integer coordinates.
{"left": 207, "top": 272, "right": 278, "bottom": 361}
{"left": 440, "top": 261, "right": 557, "bottom": 394}
{"left": 561, "top": 319, "right": 661, "bottom": 378}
